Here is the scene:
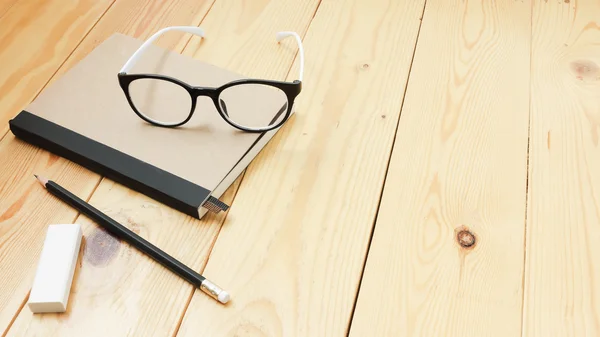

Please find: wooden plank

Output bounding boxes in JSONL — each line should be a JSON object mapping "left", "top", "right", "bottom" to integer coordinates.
{"left": 0, "top": 0, "right": 214, "bottom": 333}
{"left": 6, "top": 178, "right": 236, "bottom": 337}
{"left": 51, "top": 0, "right": 214, "bottom": 82}
{"left": 347, "top": 0, "right": 532, "bottom": 336}
{"left": 181, "top": 0, "right": 320, "bottom": 77}
{"left": 523, "top": 0, "right": 600, "bottom": 336}
{"left": 175, "top": 0, "right": 426, "bottom": 335}
{"left": 0, "top": 0, "right": 116, "bottom": 137}
{"left": 0, "top": 0, "right": 20, "bottom": 20}
{"left": 5, "top": 0, "right": 322, "bottom": 335}
{"left": 0, "top": 0, "right": 117, "bottom": 331}
{"left": 0, "top": 141, "right": 100, "bottom": 335}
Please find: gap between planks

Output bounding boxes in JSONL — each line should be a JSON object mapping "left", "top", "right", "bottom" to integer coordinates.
{"left": 347, "top": 0, "right": 532, "bottom": 335}
{"left": 519, "top": 0, "right": 535, "bottom": 335}
{"left": 3, "top": 0, "right": 322, "bottom": 335}
{"left": 170, "top": 1, "right": 324, "bottom": 334}
{"left": 0, "top": 176, "right": 103, "bottom": 337}
{"left": 521, "top": 0, "right": 600, "bottom": 335}
{"left": 0, "top": 0, "right": 118, "bottom": 141}
{"left": 0, "top": 293, "right": 27, "bottom": 337}
{"left": 343, "top": 0, "right": 429, "bottom": 335}
{"left": 0, "top": 0, "right": 215, "bottom": 333}
{"left": 0, "top": 1, "right": 119, "bottom": 333}
{"left": 170, "top": 175, "right": 246, "bottom": 337}
{"left": 174, "top": 0, "right": 431, "bottom": 335}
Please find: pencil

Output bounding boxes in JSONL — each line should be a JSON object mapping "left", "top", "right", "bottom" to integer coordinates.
{"left": 34, "top": 174, "right": 230, "bottom": 304}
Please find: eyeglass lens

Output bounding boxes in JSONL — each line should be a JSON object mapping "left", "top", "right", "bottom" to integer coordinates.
{"left": 129, "top": 78, "right": 192, "bottom": 125}
{"left": 217, "top": 83, "right": 288, "bottom": 130}
{"left": 129, "top": 79, "right": 288, "bottom": 129}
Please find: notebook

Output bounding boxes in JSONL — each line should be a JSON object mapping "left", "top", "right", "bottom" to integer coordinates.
{"left": 9, "top": 33, "right": 290, "bottom": 219}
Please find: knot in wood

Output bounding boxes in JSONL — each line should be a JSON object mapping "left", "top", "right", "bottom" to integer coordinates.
{"left": 85, "top": 228, "right": 121, "bottom": 266}
{"left": 570, "top": 60, "right": 599, "bottom": 81}
{"left": 456, "top": 229, "right": 476, "bottom": 248}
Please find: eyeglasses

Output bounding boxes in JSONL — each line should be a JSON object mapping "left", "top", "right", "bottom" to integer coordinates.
{"left": 117, "top": 26, "right": 304, "bottom": 133}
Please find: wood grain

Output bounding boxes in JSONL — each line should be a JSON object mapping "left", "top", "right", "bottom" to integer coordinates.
{"left": 175, "top": 0, "right": 426, "bottom": 335}
{"left": 347, "top": 0, "right": 531, "bottom": 336}
{"left": 0, "top": 0, "right": 115, "bottom": 137}
{"left": 7, "top": 178, "right": 236, "bottom": 337}
{"left": 0, "top": 0, "right": 20, "bottom": 20}
{"left": 0, "top": 0, "right": 215, "bottom": 334}
{"left": 4, "top": 0, "right": 322, "bottom": 335}
{"left": 182, "top": 0, "right": 320, "bottom": 78}
{"left": 0, "top": 137, "right": 100, "bottom": 335}
{"left": 51, "top": 0, "right": 214, "bottom": 82}
{"left": 523, "top": 0, "right": 600, "bottom": 336}
{"left": 0, "top": 0, "right": 117, "bottom": 331}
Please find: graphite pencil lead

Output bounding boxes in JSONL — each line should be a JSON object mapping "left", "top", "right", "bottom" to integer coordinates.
{"left": 34, "top": 174, "right": 48, "bottom": 187}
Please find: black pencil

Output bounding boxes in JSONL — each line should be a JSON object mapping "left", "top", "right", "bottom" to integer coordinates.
{"left": 35, "top": 174, "right": 230, "bottom": 304}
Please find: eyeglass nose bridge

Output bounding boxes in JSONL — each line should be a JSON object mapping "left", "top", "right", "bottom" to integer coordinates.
{"left": 190, "top": 86, "right": 219, "bottom": 100}
{"left": 189, "top": 87, "right": 224, "bottom": 119}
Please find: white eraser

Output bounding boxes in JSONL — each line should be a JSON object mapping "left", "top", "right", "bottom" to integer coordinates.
{"left": 28, "top": 224, "right": 82, "bottom": 313}
{"left": 218, "top": 291, "right": 230, "bottom": 304}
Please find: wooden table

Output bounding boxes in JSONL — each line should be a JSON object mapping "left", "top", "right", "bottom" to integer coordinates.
{"left": 0, "top": 0, "right": 598, "bottom": 336}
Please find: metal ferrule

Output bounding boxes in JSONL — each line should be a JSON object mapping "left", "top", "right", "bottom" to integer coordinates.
{"left": 200, "top": 279, "right": 224, "bottom": 301}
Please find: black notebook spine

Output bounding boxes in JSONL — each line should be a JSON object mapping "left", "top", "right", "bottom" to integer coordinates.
{"left": 9, "top": 110, "right": 218, "bottom": 219}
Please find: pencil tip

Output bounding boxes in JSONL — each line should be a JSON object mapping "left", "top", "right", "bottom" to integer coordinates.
{"left": 34, "top": 174, "right": 48, "bottom": 187}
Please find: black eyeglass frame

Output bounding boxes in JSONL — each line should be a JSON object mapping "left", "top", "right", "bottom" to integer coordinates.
{"left": 117, "top": 72, "right": 302, "bottom": 133}
{"left": 117, "top": 26, "right": 305, "bottom": 133}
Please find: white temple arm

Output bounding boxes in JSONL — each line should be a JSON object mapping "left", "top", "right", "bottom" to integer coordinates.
{"left": 276, "top": 31, "right": 304, "bottom": 82}
{"left": 120, "top": 26, "right": 304, "bottom": 82}
{"left": 119, "top": 26, "right": 205, "bottom": 73}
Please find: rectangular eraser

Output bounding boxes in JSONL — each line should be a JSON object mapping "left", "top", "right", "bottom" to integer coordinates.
{"left": 28, "top": 224, "right": 82, "bottom": 313}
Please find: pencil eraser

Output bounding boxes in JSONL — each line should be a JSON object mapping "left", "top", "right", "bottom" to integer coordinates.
{"left": 218, "top": 291, "right": 230, "bottom": 304}
{"left": 27, "top": 224, "right": 82, "bottom": 313}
